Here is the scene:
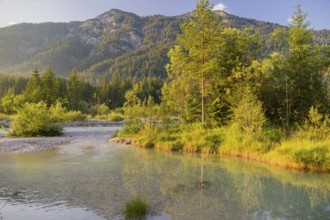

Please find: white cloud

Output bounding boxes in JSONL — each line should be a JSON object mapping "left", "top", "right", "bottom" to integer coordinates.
{"left": 287, "top": 17, "right": 293, "bottom": 24}
{"left": 8, "top": 21, "right": 17, "bottom": 26}
{"left": 213, "top": 3, "right": 227, "bottom": 12}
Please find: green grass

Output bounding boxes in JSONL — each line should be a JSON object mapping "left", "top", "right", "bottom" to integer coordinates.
{"left": 118, "top": 123, "right": 330, "bottom": 171}
{"left": 124, "top": 197, "right": 148, "bottom": 219}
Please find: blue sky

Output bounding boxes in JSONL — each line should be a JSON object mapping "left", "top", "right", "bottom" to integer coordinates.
{"left": 0, "top": 0, "right": 329, "bottom": 30}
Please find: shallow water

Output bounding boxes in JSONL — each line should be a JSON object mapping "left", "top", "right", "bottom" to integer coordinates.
{"left": 0, "top": 129, "right": 330, "bottom": 220}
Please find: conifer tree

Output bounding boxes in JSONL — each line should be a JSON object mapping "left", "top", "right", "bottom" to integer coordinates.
{"left": 167, "top": 0, "right": 221, "bottom": 123}
{"left": 68, "top": 68, "right": 82, "bottom": 110}
{"left": 24, "top": 68, "right": 43, "bottom": 103}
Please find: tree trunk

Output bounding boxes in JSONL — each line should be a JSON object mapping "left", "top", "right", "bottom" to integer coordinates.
{"left": 202, "top": 78, "right": 205, "bottom": 123}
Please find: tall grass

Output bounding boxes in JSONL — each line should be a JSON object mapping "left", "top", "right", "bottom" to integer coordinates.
{"left": 124, "top": 197, "right": 148, "bottom": 219}
{"left": 118, "top": 121, "right": 330, "bottom": 171}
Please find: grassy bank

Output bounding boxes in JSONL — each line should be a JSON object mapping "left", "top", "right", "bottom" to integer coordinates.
{"left": 116, "top": 123, "right": 330, "bottom": 172}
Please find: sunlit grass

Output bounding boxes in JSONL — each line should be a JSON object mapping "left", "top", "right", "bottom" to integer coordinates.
{"left": 118, "top": 122, "right": 330, "bottom": 171}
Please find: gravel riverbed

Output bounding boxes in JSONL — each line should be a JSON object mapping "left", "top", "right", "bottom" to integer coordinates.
{"left": 0, "top": 137, "right": 73, "bottom": 153}
{"left": 0, "top": 126, "right": 121, "bottom": 153}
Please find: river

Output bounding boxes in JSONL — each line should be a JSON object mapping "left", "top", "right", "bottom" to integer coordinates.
{"left": 0, "top": 127, "right": 329, "bottom": 219}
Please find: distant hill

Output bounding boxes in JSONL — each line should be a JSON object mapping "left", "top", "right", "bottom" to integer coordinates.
{"left": 0, "top": 9, "right": 329, "bottom": 77}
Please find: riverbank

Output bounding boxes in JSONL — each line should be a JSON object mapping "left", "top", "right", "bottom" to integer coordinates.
{"left": 114, "top": 124, "right": 330, "bottom": 172}
{"left": 0, "top": 126, "right": 121, "bottom": 153}
{"left": 0, "top": 137, "right": 72, "bottom": 153}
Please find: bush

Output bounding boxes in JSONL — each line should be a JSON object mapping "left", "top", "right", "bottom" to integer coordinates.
{"left": 49, "top": 101, "right": 67, "bottom": 122}
{"left": 10, "top": 102, "right": 62, "bottom": 137}
{"left": 107, "top": 112, "right": 124, "bottom": 122}
{"left": 124, "top": 197, "right": 148, "bottom": 219}
{"left": 232, "top": 87, "right": 266, "bottom": 139}
{"left": 64, "top": 111, "right": 87, "bottom": 122}
{"left": 97, "top": 103, "right": 110, "bottom": 115}
{"left": 0, "top": 113, "right": 11, "bottom": 121}
{"left": 296, "top": 106, "right": 330, "bottom": 141}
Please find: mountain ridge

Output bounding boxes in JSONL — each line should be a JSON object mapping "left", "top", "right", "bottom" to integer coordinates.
{"left": 0, "top": 8, "right": 329, "bottom": 77}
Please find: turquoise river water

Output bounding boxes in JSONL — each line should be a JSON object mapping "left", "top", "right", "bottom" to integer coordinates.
{"left": 0, "top": 128, "right": 329, "bottom": 220}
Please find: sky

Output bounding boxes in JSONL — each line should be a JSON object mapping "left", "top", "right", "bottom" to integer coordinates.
{"left": 0, "top": 0, "right": 329, "bottom": 30}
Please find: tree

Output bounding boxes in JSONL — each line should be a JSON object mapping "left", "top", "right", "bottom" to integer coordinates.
{"left": 24, "top": 68, "right": 43, "bottom": 103}
{"left": 67, "top": 68, "right": 82, "bottom": 110}
{"left": 98, "top": 73, "right": 111, "bottom": 106}
{"left": 165, "top": 1, "right": 261, "bottom": 125}
{"left": 286, "top": 3, "right": 324, "bottom": 122}
{"left": 41, "top": 67, "right": 61, "bottom": 106}
{"left": 166, "top": 0, "right": 221, "bottom": 123}
{"left": 262, "top": 4, "right": 328, "bottom": 126}
{"left": 232, "top": 87, "right": 266, "bottom": 139}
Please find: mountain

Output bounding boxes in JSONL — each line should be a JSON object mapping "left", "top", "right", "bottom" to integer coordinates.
{"left": 0, "top": 9, "right": 329, "bottom": 77}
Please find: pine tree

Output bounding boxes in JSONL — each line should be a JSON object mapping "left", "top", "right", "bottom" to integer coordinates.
{"left": 167, "top": 0, "right": 221, "bottom": 123}
{"left": 41, "top": 67, "right": 59, "bottom": 106}
{"left": 68, "top": 68, "right": 82, "bottom": 110}
{"left": 286, "top": 3, "right": 325, "bottom": 122}
{"left": 24, "top": 68, "right": 43, "bottom": 103}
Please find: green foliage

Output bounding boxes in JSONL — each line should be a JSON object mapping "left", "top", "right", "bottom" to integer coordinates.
{"left": 10, "top": 102, "right": 62, "bottom": 137}
{"left": 49, "top": 101, "right": 67, "bottom": 122}
{"left": 297, "top": 106, "right": 330, "bottom": 141}
{"left": 232, "top": 87, "right": 266, "bottom": 139}
{"left": 123, "top": 85, "right": 145, "bottom": 133}
{"left": 67, "top": 69, "right": 82, "bottom": 110}
{"left": 0, "top": 89, "right": 16, "bottom": 114}
{"left": 107, "top": 111, "right": 124, "bottom": 122}
{"left": 124, "top": 197, "right": 148, "bottom": 219}
{"left": 0, "top": 113, "right": 11, "bottom": 121}
{"left": 294, "top": 146, "right": 329, "bottom": 168}
{"left": 165, "top": 1, "right": 262, "bottom": 124}
{"left": 0, "top": 74, "right": 28, "bottom": 100}
{"left": 261, "top": 4, "right": 329, "bottom": 126}
{"left": 96, "top": 103, "right": 110, "bottom": 115}
{"left": 63, "top": 111, "right": 87, "bottom": 122}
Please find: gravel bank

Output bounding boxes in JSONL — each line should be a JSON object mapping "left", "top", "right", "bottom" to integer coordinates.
{"left": 0, "top": 126, "right": 121, "bottom": 153}
{"left": 0, "top": 137, "right": 73, "bottom": 153}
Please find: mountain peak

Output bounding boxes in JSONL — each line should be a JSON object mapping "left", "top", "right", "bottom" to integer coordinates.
{"left": 0, "top": 8, "right": 328, "bottom": 76}
{"left": 96, "top": 9, "right": 140, "bottom": 20}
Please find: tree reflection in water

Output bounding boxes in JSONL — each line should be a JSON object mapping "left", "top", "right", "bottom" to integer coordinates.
{"left": 0, "top": 146, "right": 329, "bottom": 219}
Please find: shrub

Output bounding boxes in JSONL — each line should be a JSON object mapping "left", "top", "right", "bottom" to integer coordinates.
{"left": 297, "top": 106, "right": 330, "bottom": 141}
{"left": 107, "top": 112, "right": 124, "bottom": 122}
{"left": 10, "top": 102, "right": 62, "bottom": 137}
{"left": 49, "top": 101, "right": 67, "bottom": 122}
{"left": 0, "top": 113, "right": 11, "bottom": 121}
{"left": 89, "top": 103, "right": 110, "bottom": 117}
{"left": 124, "top": 197, "right": 148, "bottom": 219}
{"left": 232, "top": 87, "right": 266, "bottom": 140}
{"left": 97, "top": 103, "right": 110, "bottom": 115}
{"left": 64, "top": 111, "right": 87, "bottom": 122}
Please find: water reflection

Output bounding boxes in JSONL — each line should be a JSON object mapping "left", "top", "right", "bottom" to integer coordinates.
{"left": 0, "top": 141, "right": 329, "bottom": 219}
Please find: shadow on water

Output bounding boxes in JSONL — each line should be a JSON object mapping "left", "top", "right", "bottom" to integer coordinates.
{"left": 0, "top": 133, "right": 329, "bottom": 219}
